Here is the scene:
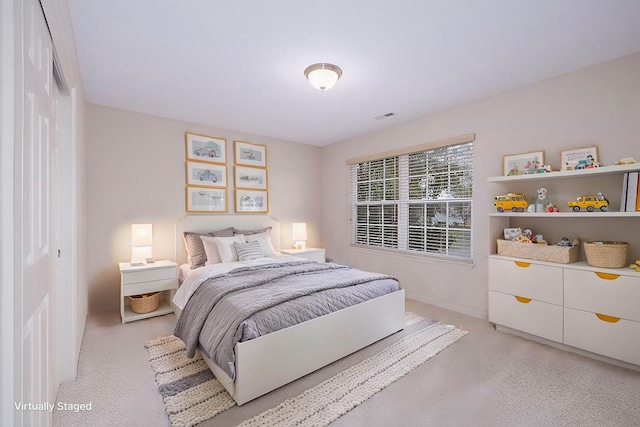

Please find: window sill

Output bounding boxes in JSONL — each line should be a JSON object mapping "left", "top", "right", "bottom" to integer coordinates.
{"left": 348, "top": 245, "right": 475, "bottom": 270}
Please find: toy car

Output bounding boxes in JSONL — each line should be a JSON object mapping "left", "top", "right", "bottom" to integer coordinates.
{"left": 194, "top": 147, "right": 220, "bottom": 158}
{"left": 199, "top": 170, "right": 218, "bottom": 182}
{"left": 494, "top": 193, "right": 528, "bottom": 212}
{"left": 567, "top": 194, "right": 608, "bottom": 212}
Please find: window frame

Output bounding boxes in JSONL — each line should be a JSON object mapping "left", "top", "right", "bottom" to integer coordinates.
{"left": 348, "top": 135, "right": 474, "bottom": 264}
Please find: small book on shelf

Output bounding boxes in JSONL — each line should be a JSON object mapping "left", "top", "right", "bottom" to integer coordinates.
{"left": 620, "top": 173, "right": 628, "bottom": 212}
{"left": 636, "top": 174, "right": 640, "bottom": 211}
{"left": 626, "top": 171, "right": 639, "bottom": 212}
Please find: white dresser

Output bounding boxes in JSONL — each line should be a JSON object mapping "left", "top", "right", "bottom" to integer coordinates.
{"left": 489, "top": 256, "right": 640, "bottom": 366}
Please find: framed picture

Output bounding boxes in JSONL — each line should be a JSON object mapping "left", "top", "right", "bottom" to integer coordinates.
{"left": 186, "top": 161, "right": 227, "bottom": 188}
{"left": 502, "top": 151, "right": 545, "bottom": 176}
{"left": 235, "top": 189, "right": 268, "bottom": 213}
{"left": 560, "top": 146, "right": 599, "bottom": 171}
{"left": 234, "top": 165, "right": 268, "bottom": 190}
{"left": 185, "top": 187, "right": 228, "bottom": 213}
{"left": 185, "top": 132, "right": 227, "bottom": 164}
{"left": 234, "top": 140, "right": 267, "bottom": 168}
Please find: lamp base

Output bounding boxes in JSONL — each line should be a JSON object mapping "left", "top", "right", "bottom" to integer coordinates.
{"left": 293, "top": 241, "right": 307, "bottom": 250}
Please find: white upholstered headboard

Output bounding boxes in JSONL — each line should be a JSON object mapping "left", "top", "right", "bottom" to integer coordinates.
{"left": 175, "top": 215, "right": 281, "bottom": 265}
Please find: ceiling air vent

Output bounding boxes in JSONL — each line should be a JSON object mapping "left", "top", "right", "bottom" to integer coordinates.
{"left": 374, "top": 112, "right": 396, "bottom": 120}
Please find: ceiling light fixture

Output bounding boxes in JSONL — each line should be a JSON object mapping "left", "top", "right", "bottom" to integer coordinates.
{"left": 304, "top": 63, "right": 342, "bottom": 92}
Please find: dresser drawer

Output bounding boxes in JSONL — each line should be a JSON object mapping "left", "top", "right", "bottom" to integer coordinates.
{"left": 122, "top": 267, "right": 176, "bottom": 285}
{"left": 489, "top": 291, "right": 563, "bottom": 343}
{"left": 489, "top": 258, "right": 563, "bottom": 305}
{"left": 122, "top": 278, "right": 176, "bottom": 296}
{"left": 565, "top": 307, "right": 640, "bottom": 366}
{"left": 564, "top": 269, "right": 640, "bottom": 322}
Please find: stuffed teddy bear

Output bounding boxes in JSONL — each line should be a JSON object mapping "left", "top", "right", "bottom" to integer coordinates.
{"left": 534, "top": 188, "right": 549, "bottom": 212}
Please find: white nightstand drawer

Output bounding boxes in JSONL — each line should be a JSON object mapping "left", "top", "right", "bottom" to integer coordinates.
{"left": 489, "top": 290, "right": 563, "bottom": 343}
{"left": 122, "top": 278, "right": 176, "bottom": 296}
{"left": 489, "top": 258, "right": 563, "bottom": 305}
{"left": 564, "top": 269, "right": 640, "bottom": 322}
{"left": 122, "top": 267, "right": 176, "bottom": 285}
{"left": 565, "top": 307, "right": 640, "bottom": 366}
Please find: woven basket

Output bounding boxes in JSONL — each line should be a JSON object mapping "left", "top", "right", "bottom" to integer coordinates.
{"left": 129, "top": 292, "right": 160, "bottom": 314}
{"left": 583, "top": 241, "right": 628, "bottom": 268}
{"left": 496, "top": 239, "right": 580, "bottom": 264}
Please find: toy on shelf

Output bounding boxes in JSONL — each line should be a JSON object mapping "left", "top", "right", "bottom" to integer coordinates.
{"left": 524, "top": 188, "right": 559, "bottom": 213}
{"left": 612, "top": 157, "right": 637, "bottom": 166}
{"left": 630, "top": 260, "right": 640, "bottom": 272}
{"left": 565, "top": 154, "right": 602, "bottom": 170}
{"left": 556, "top": 237, "right": 573, "bottom": 247}
{"left": 503, "top": 227, "right": 547, "bottom": 244}
{"left": 494, "top": 193, "right": 528, "bottom": 213}
{"left": 567, "top": 193, "right": 608, "bottom": 212}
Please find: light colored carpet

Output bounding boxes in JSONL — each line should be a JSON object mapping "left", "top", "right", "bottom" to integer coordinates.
{"left": 53, "top": 300, "right": 640, "bottom": 427}
{"left": 239, "top": 323, "right": 466, "bottom": 427}
{"left": 145, "top": 312, "right": 435, "bottom": 426}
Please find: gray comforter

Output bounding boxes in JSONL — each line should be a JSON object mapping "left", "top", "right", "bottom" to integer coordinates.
{"left": 174, "top": 260, "right": 400, "bottom": 379}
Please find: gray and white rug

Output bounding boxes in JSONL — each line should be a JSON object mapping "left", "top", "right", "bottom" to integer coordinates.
{"left": 145, "top": 312, "right": 467, "bottom": 427}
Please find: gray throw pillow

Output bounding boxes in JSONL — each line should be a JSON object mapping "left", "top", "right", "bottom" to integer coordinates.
{"left": 233, "top": 226, "right": 272, "bottom": 236}
{"left": 183, "top": 227, "right": 234, "bottom": 269}
{"left": 233, "top": 240, "right": 264, "bottom": 261}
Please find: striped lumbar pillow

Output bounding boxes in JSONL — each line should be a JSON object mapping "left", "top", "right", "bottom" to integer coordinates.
{"left": 234, "top": 240, "right": 264, "bottom": 261}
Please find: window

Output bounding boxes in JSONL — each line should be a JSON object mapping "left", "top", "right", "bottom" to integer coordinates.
{"left": 349, "top": 137, "right": 473, "bottom": 262}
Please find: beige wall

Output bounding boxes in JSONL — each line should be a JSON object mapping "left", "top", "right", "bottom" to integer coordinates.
{"left": 321, "top": 52, "right": 640, "bottom": 318}
{"left": 86, "top": 105, "right": 322, "bottom": 313}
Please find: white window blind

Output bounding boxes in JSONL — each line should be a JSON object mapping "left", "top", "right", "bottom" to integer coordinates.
{"left": 350, "top": 139, "right": 473, "bottom": 262}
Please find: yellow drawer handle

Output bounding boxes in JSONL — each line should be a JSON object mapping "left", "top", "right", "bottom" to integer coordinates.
{"left": 514, "top": 261, "right": 531, "bottom": 268}
{"left": 514, "top": 296, "right": 532, "bottom": 304}
{"left": 594, "top": 272, "right": 620, "bottom": 280}
{"left": 595, "top": 313, "right": 620, "bottom": 323}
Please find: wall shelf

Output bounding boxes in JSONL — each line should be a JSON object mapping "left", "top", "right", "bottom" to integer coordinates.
{"left": 487, "top": 162, "right": 640, "bottom": 183}
{"left": 489, "top": 211, "right": 640, "bottom": 218}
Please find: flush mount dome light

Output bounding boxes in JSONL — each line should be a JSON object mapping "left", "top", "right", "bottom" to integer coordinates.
{"left": 304, "top": 63, "right": 342, "bottom": 92}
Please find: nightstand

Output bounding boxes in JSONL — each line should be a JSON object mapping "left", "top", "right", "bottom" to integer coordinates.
{"left": 119, "top": 260, "right": 178, "bottom": 323}
{"left": 280, "top": 248, "right": 326, "bottom": 263}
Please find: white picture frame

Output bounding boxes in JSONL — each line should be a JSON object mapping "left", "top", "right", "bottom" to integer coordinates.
{"left": 234, "top": 165, "right": 268, "bottom": 190}
{"left": 235, "top": 189, "right": 268, "bottom": 213}
{"left": 185, "top": 132, "right": 227, "bottom": 164}
{"left": 186, "top": 161, "right": 227, "bottom": 188}
{"left": 185, "top": 187, "right": 228, "bottom": 213}
{"left": 234, "top": 140, "right": 267, "bottom": 168}
{"left": 560, "top": 146, "right": 599, "bottom": 171}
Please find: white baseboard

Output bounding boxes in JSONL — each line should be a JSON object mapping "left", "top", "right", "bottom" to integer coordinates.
{"left": 495, "top": 324, "right": 640, "bottom": 372}
{"left": 406, "top": 292, "right": 487, "bottom": 320}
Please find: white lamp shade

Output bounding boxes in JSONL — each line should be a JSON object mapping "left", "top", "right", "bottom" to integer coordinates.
{"left": 132, "top": 224, "right": 153, "bottom": 246}
{"left": 304, "top": 63, "right": 342, "bottom": 91}
{"left": 131, "top": 224, "right": 153, "bottom": 265}
{"left": 292, "top": 223, "right": 308, "bottom": 241}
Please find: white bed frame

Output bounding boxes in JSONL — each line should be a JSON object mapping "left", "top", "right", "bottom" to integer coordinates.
{"left": 174, "top": 215, "right": 406, "bottom": 405}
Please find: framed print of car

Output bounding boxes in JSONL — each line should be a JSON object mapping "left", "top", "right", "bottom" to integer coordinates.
{"left": 185, "top": 132, "right": 227, "bottom": 164}
{"left": 186, "top": 161, "right": 227, "bottom": 188}
{"left": 234, "top": 140, "right": 267, "bottom": 168}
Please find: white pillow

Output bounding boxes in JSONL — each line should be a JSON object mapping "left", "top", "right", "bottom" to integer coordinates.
{"left": 244, "top": 232, "right": 278, "bottom": 257}
{"left": 213, "top": 234, "right": 246, "bottom": 263}
{"left": 199, "top": 235, "right": 223, "bottom": 265}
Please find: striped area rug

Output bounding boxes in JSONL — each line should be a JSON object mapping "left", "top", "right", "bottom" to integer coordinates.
{"left": 145, "top": 312, "right": 465, "bottom": 427}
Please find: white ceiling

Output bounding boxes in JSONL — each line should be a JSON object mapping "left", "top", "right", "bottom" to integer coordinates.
{"left": 68, "top": 1, "right": 640, "bottom": 146}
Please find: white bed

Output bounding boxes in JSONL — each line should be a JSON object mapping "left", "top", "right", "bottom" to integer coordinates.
{"left": 174, "top": 215, "right": 405, "bottom": 405}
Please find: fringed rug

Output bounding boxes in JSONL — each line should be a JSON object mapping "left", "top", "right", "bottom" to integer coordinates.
{"left": 145, "top": 312, "right": 466, "bottom": 427}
